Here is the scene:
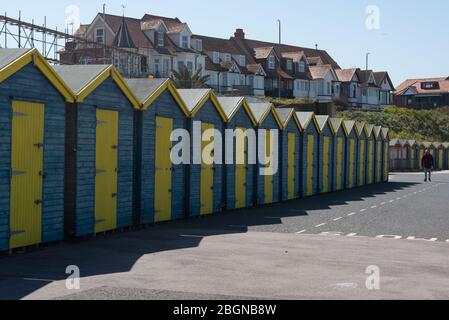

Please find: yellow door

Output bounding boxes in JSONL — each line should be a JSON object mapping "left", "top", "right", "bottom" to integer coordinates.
{"left": 438, "top": 150, "right": 443, "bottom": 169}
{"left": 384, "top": 143, "right": 389, "bottom": 181}
{"left": 201, "top": 122, "right": 214, "bottom": 215}
{"left": 307, "top": 135, "right": 315, "bottom": 196}
{"left": 336, "top": 137, "right": 343, "bottom": 191}
{"left": 264, "top": 130, "right": 273, "bottom": 204}
{"left": 235, "top": 128, "right": 247, "bottom": 209}
{"left": 95, "top": 109, "right": 118, "bottom": 233}
{"left": 349, "top": 139, "right": 355, "bottom": 188}
{"left": 10, "top": 101, "right": 45, "bottom": 249}
{"left": 359, "top": 140, "right": 365, "bottom": 186}
{"left": 322, "top": 136, "right": 330, "bottom": 193}
{"left": 155, "top": 117, "right": 173, "bottom": 222}
{"left": 368, "top": 141, "right": 374, "bottom": 184}
{"left": 376, "top": 143, "right": 382, "bottom": 183}
{"left": 287, "top": 133, "right": 296, "bottom": 199}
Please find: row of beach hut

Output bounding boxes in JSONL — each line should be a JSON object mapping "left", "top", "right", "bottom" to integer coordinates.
{"left": 389, "top": 139, "right": 449, "bottom": 171}
{"left": 0, "top": 48, "right": 391, "bottom": 252}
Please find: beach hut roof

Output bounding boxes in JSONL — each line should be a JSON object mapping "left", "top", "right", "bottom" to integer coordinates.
{"left": 0, "top": 48, "right": 74, "bottom": 102}
{"left": 364, "top": 124, "right": 375, "bottom": 137}
{"left": 443, "top": 142, "right": 449, "bottom": 148}
{"left": 355, "top": 122, "right": 367, "bottom": 137}
{"left": 342, "top": 120, "right": 356, "bottom": 137}
{"left": 389, "top": 138, "right": 399, "bottom": 147}
{"left": 125, "top": 78, "right": 188, "bottom": 114}
{"left": 216, "top": 97, "right": 257, "bottom": 126}
{"left": 177, "top": 88, "right": 227, "bottom": 121}
{"left": 373, "top": 126, "right": 382, "bottom": 139}
{"left": 314, "top": 115, "right": 330, "bottom": 134}
{"left": 53, "top": 64, "right": 139, "bottom": 107}
{"left": 276, "top": 108, "right": 302, "bottom": 131}
{"left": 381, "top": 127, "right": 390, "bottom": 140}
{"left": 329, "top": 118, "right": 343, "bottom": 135}
{"left": 247, "top": 102, "right": 283, "bottom": 128}
{"left": 296, "top": 112, "right": 318, "bottom": 131}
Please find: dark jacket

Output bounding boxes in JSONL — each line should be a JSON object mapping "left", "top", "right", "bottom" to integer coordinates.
{"left": 422, "top": 154, "right": 434, "bottom": 169}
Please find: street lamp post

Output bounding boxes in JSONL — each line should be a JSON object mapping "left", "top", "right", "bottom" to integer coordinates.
{"left": 277, "top": 19, "right": 281, "bottom": 98}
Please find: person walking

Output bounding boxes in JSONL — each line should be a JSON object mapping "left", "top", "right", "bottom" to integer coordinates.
{"left": 421, "top": 149, "right": 434, "bottom": 182}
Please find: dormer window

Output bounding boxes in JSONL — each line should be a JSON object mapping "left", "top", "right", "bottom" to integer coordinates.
{"left": 96, "top": 28, "right": 105, "bottom": 44}
{"left": 157, "top": 31, "right": 164, "bottom": 47}
{"left": 223, "top": 53, "right": 231, "bottom": 62}
{"left": 238, "top": 55, "right": 245, "bottom": 67}
{"left": 212, "top": 52, "right": 220, "bottom": 64}
{"left": 299, "top": 61, "right": 306, "bottom": 73}
{"left": 421, "top": 82, "right": 440, "bottom": 90}
{"left": 182, "top": 35, "right": 189, "bottom": 49}
{"left": 194, "top": 39, "right": 203, "bottom": 51}
{"left": 268, "top": 55, "right": 275, "bottom": 69}
{"left": 286, "top": 60, "right": 293, "bottom": 71}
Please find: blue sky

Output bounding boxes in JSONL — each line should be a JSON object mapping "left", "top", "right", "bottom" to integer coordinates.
{"left": 3, "top": 0, "right": 449, "bottom": 86}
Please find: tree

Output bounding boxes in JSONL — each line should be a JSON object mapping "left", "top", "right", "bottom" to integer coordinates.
{"left": 172, "top": 66, "right": 210, "bottom": 89}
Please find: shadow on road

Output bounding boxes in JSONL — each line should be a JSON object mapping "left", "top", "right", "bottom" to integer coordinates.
{"left": 0, "top": 181, "right": 418, "bottom": 300}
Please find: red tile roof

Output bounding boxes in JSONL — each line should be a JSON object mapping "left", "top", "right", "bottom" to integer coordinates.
{"left": 395, "top": 77, "right": 449, "bottom": 95}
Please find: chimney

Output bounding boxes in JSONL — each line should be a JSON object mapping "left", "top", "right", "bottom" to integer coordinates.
{"left": 234, "top": 28, "right": 245, "bottom": 39}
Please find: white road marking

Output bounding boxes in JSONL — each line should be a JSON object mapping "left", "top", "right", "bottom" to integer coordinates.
{"left": 348, "top": 212, "right": 357, "bottom": 216}
{"left": 389, "top": 200, "right": 395, "bottom": 203}
{"left": 296, "top": 230, "right": 307, "bottom": 234}
{"left": 23, "top": 278, "right": 55, "bottom": 283}
{"left": 333, "top": 217, "right": 343, "bottom": 221}
{"left": 180, "top": 234, "right": 205, "bottom": 238}
{"left": 360, "top": 209, "right": 367, "bottom": 212}
{"left": 315, "top": 223, "right": 327, "bottom": 228}
{"left": 371, "top": 205, "right": 378, "bottom": 209}
{"left": 380, "top": 202, "right": 387, "bottom": 206}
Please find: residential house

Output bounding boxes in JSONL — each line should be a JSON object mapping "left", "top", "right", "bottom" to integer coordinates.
{"left": 230, "top": 28, "right": 340, "bottom": 100}
{"left": 374, "top": 72, "right": 394, "bottom": 107}
{"left": 357, "top": 70, "right": 381, "bottom": 109}
{"left": 308, "top": 65, "right": 339, "bottom": 103}
{"left": 191, "top": 33, "right": 266, "bottom": 95}
{"left": 61, "top": 13, "right": 206, "bottom": 78}
{"left": 60, "top": 13, "right": 154, "bottom": 77}
{"left": 281, "top": 51, "right": 312, "bottom": 100}
{"left": 394, "top": 77, "right": 449, "bottom": 108}
{"left": 140, "top": 14, "right": 205, "bottom": 77}
{"left": 336, "top": 68, "right": 361, "bottom": 107}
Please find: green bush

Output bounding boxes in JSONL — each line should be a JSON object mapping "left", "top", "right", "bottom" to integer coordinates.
{"left": 337, "top": 106, "right": 449, "bottom": 142}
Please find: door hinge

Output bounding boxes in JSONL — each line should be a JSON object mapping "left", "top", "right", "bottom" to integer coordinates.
{"left": 34, "top": 200, "right": 43, "bottom": 205}
{"left": 34, "top": 143, "right": 44, "bottom": 149}
{"left": 12, "top": 112, "right": 28, "bottom": 117}
{"left": 11, "top": 170, "right": 27, "bottom": 177}
{"left": 10, "top": 230, "right": 26, "bottom": 237}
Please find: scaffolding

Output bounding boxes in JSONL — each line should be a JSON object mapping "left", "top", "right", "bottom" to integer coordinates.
{"left": 0, "top": 12, "right": 148, "bottom": 77}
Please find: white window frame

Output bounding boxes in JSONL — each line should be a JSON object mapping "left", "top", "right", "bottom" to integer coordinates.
{"left": 157, "top": 31, "right": 164, "bottom": 47}
{"left": 286, "top": 60, "right": 293, "bottom": 71}
{"left": 182, "top": 35, "right": 189, "bottom": 49}
{"left": 268, "top": 55, "right": 275, "bottom": 69}
{"left": 213, "top": 52, "right": 220, "bottom": 64}
{"left": 95, "top": 28, "right": 105, "bottom": 44}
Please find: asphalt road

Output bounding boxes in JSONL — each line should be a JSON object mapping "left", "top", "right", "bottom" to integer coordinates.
{"left": 1, "top": 172, "right": 449, "bottom": 300}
